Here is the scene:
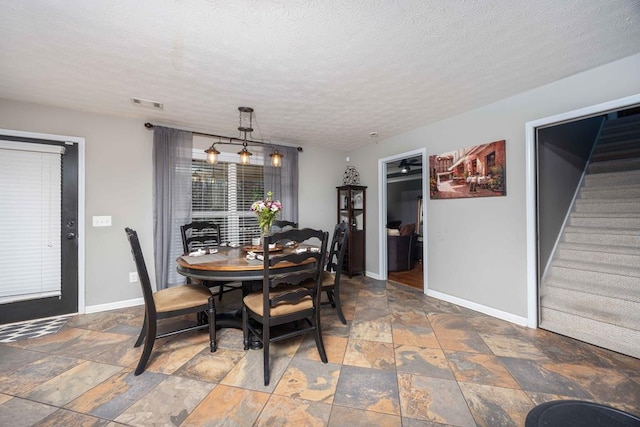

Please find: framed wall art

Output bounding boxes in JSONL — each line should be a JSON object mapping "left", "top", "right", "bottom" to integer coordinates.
{"left": 429, "top": 140, "right": 506, "bottom": 200}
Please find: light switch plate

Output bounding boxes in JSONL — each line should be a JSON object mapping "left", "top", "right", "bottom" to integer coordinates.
{"left": 92, "top": 216, "right": 112, "bottom": 227}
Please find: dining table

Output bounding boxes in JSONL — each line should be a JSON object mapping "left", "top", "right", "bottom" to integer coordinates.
{"left": 176, "top": 244, "right": 318, "bottom": 347}
{"left": 176, "top": 244, "right": 316, "bottom": 282}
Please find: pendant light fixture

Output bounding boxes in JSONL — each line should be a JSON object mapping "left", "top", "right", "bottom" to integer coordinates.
{"left": 205, "top": 138, "right": 221, "bottom": 164}
{"left": 147, "top": 106, "right": 286, "bottom": 167}
{"left": 269, "top": 149, "right": 283, "bottom": 167}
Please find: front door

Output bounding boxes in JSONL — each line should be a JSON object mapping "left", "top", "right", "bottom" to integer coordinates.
{"left": 0, "top": 135, "right": 79, "bottom": 324}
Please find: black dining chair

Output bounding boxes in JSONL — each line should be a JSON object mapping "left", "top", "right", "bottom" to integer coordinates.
{"left": 125, "top": 227, "right": 217, "bottom": 376}
{"left": 269, "top": 220, "right": 298, "bottom": 235}
{"left": 272, "top": 220, "right": 298, "bottom": 229}
{"left": 242, "top": 227, "right": 329, "bottom": 386}
{"left": 180, "top": 220, "right": 242, "bottom": 300}
{"left": 320, "top": 222, "right": 350, "bottom": 324}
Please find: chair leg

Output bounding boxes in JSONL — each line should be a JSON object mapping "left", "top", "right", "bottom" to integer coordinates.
{"left": 263, "top": 324, "right": 270, "bottom": 386}
{"left": 313, "top": 310, "right": 328, "bottom": 363}
{"left": 208, "top": 296, "right": 217, "bottom": 352}
{"left": 218, "top": 284, "right": 224, "bottom": 301}
{"left": 134, "top": 315, "right": 156, "bottom": 375}
{"left": 242, "top": 305, "right": 250, "bottom": 351}
{"left": 332, "top": 288, "right": 347, "bottom": 325}
{"left": 326, "top": 289, "right": 336, "bottom": 307}
{"left": 134, "top": 313, "right": 147, "bottom": 348}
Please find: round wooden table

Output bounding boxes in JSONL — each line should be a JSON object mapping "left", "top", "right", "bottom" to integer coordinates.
{"left": 176, "top": 246, "right": 314, "bottom": 282}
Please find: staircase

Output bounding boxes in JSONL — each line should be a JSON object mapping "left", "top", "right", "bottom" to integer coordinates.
{"left": 540, "top": 114, "right": 640, "bottom": 359}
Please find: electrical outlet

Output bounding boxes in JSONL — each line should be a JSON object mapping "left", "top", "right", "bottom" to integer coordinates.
{"left": 129, "top": 272, "right": 138, "bottom": 283}
{"left": 92, "top": 216, "right": 112, "bottom": 227}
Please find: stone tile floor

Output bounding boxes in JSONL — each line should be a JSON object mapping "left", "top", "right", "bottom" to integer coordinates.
{"left": 1, "top": 277, "right": 639, "bottom": 426}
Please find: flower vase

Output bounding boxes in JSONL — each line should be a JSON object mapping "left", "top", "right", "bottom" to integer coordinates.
{"left": 260, "top": 224, "right": 271, "bottom": 247}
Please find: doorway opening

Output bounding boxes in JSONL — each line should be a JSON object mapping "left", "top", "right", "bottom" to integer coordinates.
{"left": 525, "top": 93, "right": 640, "bottom": 328}
{"left": 378, "top": 148, "right": 428, "bottom": 292}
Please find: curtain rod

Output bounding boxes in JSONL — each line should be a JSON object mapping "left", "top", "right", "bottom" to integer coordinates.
{"left": 144, "top": 122, "right": 303, "bottom": 152}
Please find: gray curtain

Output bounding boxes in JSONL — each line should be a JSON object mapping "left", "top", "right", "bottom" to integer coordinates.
{"left": 153, "top": 126, "right": 193, "bottom": 289}
{"left": 264, "top": 144, "right": 298, "bottom": 224}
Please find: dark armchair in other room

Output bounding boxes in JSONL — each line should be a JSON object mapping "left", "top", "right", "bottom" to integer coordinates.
{"left": 387, "top": 223, "right": 417, "bottom": 272}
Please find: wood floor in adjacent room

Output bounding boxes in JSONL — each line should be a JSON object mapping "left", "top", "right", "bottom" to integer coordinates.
{"left": 388, "top": 261, "right": 423, "bottom": 291}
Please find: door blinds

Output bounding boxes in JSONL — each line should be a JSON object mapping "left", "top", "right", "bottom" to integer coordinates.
{"left": 0, "top": 140, "right": 64, "bottom": 304}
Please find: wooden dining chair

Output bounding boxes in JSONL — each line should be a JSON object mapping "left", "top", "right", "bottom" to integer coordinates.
{"left": 272, "top": 220, "right": 298, "bottom": 229}
{"left": 125, "top": 227, "right": 217, "bottom": 376}
{"left": 242, "top": 228, "right": 329, "bottom": 386}
{"left": 180, "top": 220, "right": 241, "bottom": 300}
{"left": 269, "top": 220, "right": 298, "bottom": 235}
{"left": 320, "top": 222, "right": 350, "bottom": 324}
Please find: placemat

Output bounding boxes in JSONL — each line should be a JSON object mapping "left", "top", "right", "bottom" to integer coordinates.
{"left": 181, "top": 253, "right": 228, "bottom": 265}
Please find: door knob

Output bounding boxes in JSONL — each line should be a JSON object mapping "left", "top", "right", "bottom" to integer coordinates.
{"left": 66, "top": 232, "right": 76, "bottom": 240}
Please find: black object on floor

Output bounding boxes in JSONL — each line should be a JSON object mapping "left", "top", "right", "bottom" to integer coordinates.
{"left": 526, "top": 400, "right": 640, "bottom": 427}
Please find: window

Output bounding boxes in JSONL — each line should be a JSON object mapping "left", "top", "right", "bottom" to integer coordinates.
{"left": 191, "top": 150, "right": 264, "bottom": 245}
{"left": 486, "top": 151, "right": 496, "bottom": 169}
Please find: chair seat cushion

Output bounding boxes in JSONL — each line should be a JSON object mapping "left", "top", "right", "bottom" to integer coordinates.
{"left": 320, "top": 270, "right": 335, "bottom": 288}
{"left": 244, "top": 288, "right": 313, "bottom": 317}
{"left": 154, "top": 284, "right": 212, "bottom": 313}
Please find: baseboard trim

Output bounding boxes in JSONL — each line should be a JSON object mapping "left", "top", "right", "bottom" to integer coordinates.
{"left": 365, "top": 271, "right": 382, "bottom": 280}
{"left": 426, "top": 289, "right": 529, "bottom": 327}
{"left": 85, "top": 298, "right": 144, "bottom": 314}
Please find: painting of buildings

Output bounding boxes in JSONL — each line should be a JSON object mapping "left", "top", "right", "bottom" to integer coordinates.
{"left": 429, "top": 140, "right": 506, "bottom": 199}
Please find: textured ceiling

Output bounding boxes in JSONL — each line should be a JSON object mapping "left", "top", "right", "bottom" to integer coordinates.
{"left": 1, "top": 1, "right": 639, "bottom": 151}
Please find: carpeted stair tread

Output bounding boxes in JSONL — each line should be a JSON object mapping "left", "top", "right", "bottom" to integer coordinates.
{"left": 548, "top": 265, "right": 640, "bottom": 296}
{"left": 587, "top": 157, "right": 640, "bottom": 174}
{"left": 597, "top": 131, "right": 640, "bottom": 143}
{"left": 591, "top": 147, "right": 640, "bottom": 162}
{"left": 568, "top": 213, "right": 640, "bottom": 229}
{"left": 582, "top": 169, "right": 640, "bottom": 187}
{"left": 540, "top": 287, "right": 640, "bottom": 330}
{"left": 539, "top": 308, "right": 640, "bottom": 359}
{"left": 551, "top": 258, "right": 640, "bottom": 278}
{"left": 554, "top": 246, "right": 640, "bottom": 269}
{"left": 556, "top": 241, "right": 640, "bottom": 257}
{"left": 573, "top": 202, "right": 640, "bottom": 215}
{"left": 578, "top": 186, "right": 640, "bottom": 199}
{"left": 563, "top": 224, "right": 640, "bottom": 236}
{"left": 570, "top": 211, "right": 640, "bottom": 218}
{"left": 573, "top": 199, "right": 640, "bottom": 213}
{"left": 563, "top": 230, "right": 639, "bottom": 247}
{"left": 600, "top": 115, "right": 640, "bottom": 132}
{"left": 543, "top": 272, "right": 639, "bottom": 304}
{"left": 592, "top": 139, "right": 640, "bottom": 153}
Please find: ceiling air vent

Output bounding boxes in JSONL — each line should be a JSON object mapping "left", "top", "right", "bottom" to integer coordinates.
{"left": 131, "top": 98, "right": 163, "bottom": 110}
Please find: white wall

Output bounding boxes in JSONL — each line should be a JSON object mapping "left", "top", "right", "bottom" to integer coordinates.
{"left": 298, "top": 147, "right": 349, "bottom": 233}
{"left": 0, "top": 99, "right": 345, "bottom": 309}
{"left": 348, "top": 53, "right": 640, "bottom": 319}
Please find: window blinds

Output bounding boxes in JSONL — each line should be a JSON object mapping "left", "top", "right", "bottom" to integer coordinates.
{"left": 191, "top": 151, "right": 264, "bottom": 245}
{"left": 0, "top": 140, "right": 64, "bottom": 304}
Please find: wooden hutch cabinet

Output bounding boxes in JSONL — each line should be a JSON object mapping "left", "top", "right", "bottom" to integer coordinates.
{"left": 337, "top": 185, "right": 366, "bottom": 277}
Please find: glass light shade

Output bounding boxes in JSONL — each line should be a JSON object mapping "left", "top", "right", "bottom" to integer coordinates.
{"left": 269, "top": 149, "right": 283, "bottom": 167}
{"left": 238, "top": 147, "right": 252, "bottom": 165}
{"left": 205, "top": 145, "right": 220, "bottom": 164}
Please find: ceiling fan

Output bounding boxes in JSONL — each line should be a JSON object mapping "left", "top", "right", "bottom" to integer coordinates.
{"left": 398, "top": 157, "right": 422, "bottom": 174}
